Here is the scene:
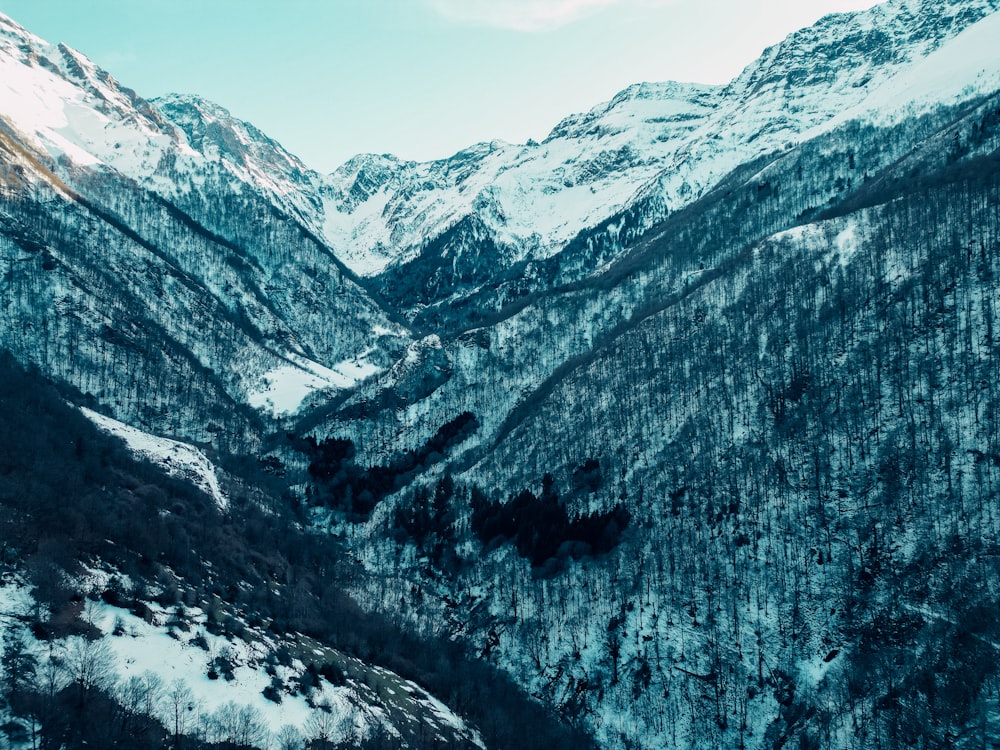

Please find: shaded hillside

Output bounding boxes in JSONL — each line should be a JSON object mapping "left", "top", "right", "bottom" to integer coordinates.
{"left": 0, "top": 354, "right": 594, "bottom": 750}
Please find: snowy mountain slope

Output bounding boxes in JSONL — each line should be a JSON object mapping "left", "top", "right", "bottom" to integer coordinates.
{"left": 314, "top": 84, "right": 999, "bottom": 475}
{"left": 0, "top": 354, "right": 589, "bottom": 750}
{"left": 333, "top": 88, "right": 1000, "bottom": 748}
{"left": 0, "top": 576, "right": 482, "bottom": 749}
{"left": 0, "top": 13, "right": 180, "bottom": 176}
{"left": 0, "top": 12, "right": 411, "bottom": 439}
{"left": 151, "top": 93, "right": 326, "bottom": 234}
{"left": 0, "top": 14, "right": 317, "bottom": 236}
{"left": 3, "top": 1, "right": 1000, "bottom": 749}
{"left": 320, "top": 81, "right": 720, "bottom": 278}
{"left": 319, "top": 0, "right": 1000, "bottom": 326}
{"left": 81, "top": 407, "right": 228, "bottom": 509}
{"left": 0, "top": 140, "right": 394, "bottom": 449}
{"left": 297, "top": 0, "right": 1000, "bottom": 470}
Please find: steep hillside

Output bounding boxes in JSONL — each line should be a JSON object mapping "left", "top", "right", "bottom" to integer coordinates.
{"left": 332, "top": 101, "right": 1000, "bottom": 748}
{"left": 290, "top": 4, "right": 1000, "bottom": 746}
{"left": 2, "top": 0, "right": 1000, "bottom": 748}
{"left": 0, "top": 354, "right": 592, "bottom": 750}
{"left": 0, "top": 12, "right": 410, "bottom": 447}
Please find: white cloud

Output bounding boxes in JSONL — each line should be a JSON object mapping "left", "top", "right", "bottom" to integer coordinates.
{"left": 424, "top": 0, "right": 676, "bottom": 32}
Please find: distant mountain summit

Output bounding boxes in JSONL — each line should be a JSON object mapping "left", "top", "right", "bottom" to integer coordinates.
{"left": 315, "top": 0, "right": 1000, "bottom": 326}
{"left": 4, "top": 1, "right": 998, "bottom": 332}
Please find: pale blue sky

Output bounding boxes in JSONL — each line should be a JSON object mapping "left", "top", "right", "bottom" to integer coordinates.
{"left": 1, "top": 0, "right": 881, "bottom": 171}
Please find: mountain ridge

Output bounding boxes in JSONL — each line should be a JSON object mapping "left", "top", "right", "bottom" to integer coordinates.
{"left": 3, "top": 1, "right": 1000, "bottom": 748}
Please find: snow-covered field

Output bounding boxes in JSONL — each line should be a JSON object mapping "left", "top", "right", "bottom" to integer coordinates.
{"left": 246, "top": 352, "right": 381, "bottom": 418}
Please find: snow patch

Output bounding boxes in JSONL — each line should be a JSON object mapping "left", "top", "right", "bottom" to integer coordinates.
{"left": 246, "top": 353, "right": 380, "bottom": 417}
{"left": 855, "top": 10, "right": 1000, "bottom": 125}
{"left": 834, "top": 223, "right": 860, "bottom": 267}
{"left": 80, "top": 407, "right": 227, "bottom": 509}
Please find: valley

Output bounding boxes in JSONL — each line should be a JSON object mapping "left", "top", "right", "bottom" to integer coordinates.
{"left": 2, "top": 1, "right": 1000, "bottom": 747}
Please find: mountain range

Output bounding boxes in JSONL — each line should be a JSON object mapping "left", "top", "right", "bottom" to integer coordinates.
{"left": 2, "top": 0, "right": 1000, "bottom": 747}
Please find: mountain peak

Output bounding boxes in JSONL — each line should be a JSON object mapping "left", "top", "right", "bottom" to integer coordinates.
{"left": 545, "top": 80, "right": 719, "bottom": 142}
{"left": 726, "top": 0, "right": 1000, "bottom": 104}
{"left": 153, "top": 92, "right": 310, "bottom": 174}
{"left": 0, "top": 10, "right": 41, "bottom": 46}
{"left": 0, "top": 17, "right": 177, "bottom": 172}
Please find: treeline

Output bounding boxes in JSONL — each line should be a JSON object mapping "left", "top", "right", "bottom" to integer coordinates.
{"left": 0, "top": 354, "right": 593, "bottom": 750}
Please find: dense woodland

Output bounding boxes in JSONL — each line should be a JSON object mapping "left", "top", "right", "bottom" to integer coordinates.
{"left": 328, "top": 100, "right": 1000, "bottom": 748}
{"left": 3, "top": 4, "right": 1000, "bottom": 747}
{"left": 0, "top": 354, "right": 593, "bottom": 749}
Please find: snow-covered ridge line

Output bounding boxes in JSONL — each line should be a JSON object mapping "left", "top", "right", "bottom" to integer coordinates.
{"left": 321, "top": 0, "right": 1000, "bottom": 283}
{"left": 80, "top": 407, "right": 227, "bottom": 509}
{"left": 5, "top": 0, "right": 997, "bottom": 302}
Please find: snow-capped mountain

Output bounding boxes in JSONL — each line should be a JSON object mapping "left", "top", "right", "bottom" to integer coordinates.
{"left": 314, "top": 0, "right": 1000, "bottom": 475}
{"left": 3, "top": 0, "right": 1000, "bottom": 749}
{"left": 9, "top": 0, "right": 995, "bottom": 334}
{"left": 0, "top": 11, "right": 410, "bottom": 445}
{"left": 0, "top": 14, "right": 178, "bottom": 178}
{"left": 318, "top": 0, "right": 1000, "bottom": 325}
{"left": 321, "top": 80, "right": 719, "bottom": 276}
{"left": 151, "top": 93, "right": 326, "bottom": 232}
{"left": 0, "top": 14, "right": 321, "bottom": 233}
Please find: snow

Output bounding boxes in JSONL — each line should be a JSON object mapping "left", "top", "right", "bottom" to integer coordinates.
{"left": 0, "top": 573, "right": 35, "bottom": 620}
{"left": 0, "top": 47, "right": 100, "bottom": 167}
{"left": 0, "top": 14, "right": 221, "bottom": 214}
{"left": 152, "top": 93, "right": 323, "bottom": 224}
{"left": 80, "top": 407, "right": 228, "bottom": 510}
{"left": 321, "top": 187, "right": 397, "bottom": 276}
{"left": 835, "top": 223, "right": 860, "bottom": 267}
{"left": 321, "top": 83, "right": 719, "bottom": 277}
{"left": 317, "top": 0, "right": 1000, "bottom": 290}
{"left": 0, "top": 575, "right": 481, "bottom": 748}
{"left": 813, "top": 8, "right": 1000, "bottom": 135}
{"left": 92, "top": 602, "right": 339, "bottom": 736}
{"left": 246, "top": 352, "right": 381, "bottom": 418}
{"left": 0, "top": 578, "right": 370, "bottom": 745}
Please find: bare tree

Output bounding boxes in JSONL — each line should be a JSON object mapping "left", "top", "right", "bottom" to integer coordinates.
{"left": 60, "top": 636, "right": 116, "bottom": 705}
{"left": 276, "top": 724, "right": 305, "bottom": 750}
{"left": 161, "top": 679, "right": 195, "bottom": 747}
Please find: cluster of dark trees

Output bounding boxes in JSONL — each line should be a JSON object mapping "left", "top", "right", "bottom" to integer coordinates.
{"left": 391, "top": 475, "right": 461, "bottom": 572}
{"left": 297, "top": 411, "right": 478, "bottom": 520}
{"left": 0, "top": 354, "right": 593, "bottom": 750}
{"left": 470, "top": 474, "right": 630, "bottom": 569}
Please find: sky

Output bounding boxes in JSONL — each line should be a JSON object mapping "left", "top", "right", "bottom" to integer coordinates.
{"left": 0, "top": 0, "right": 883, "bottom": 172}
